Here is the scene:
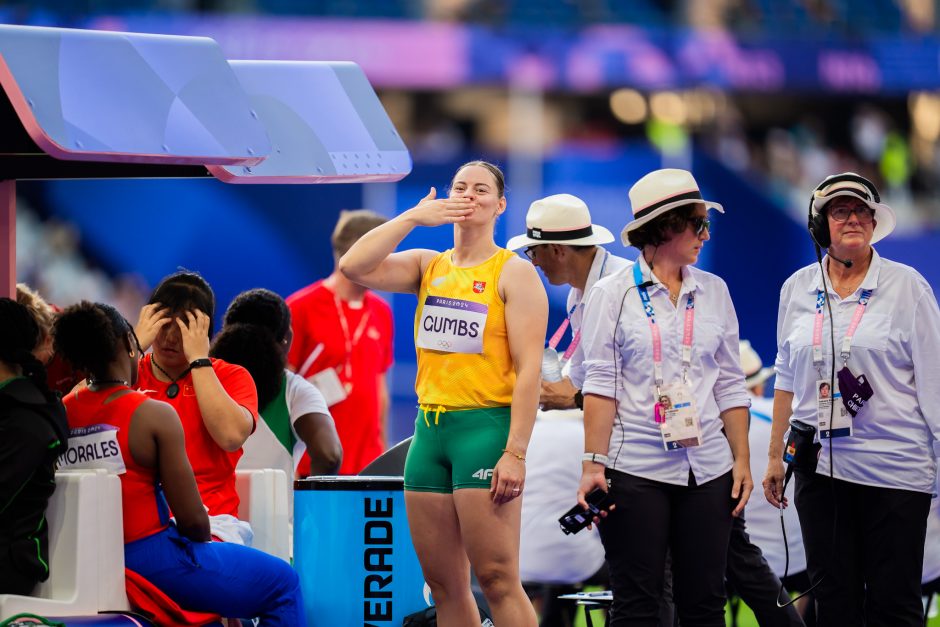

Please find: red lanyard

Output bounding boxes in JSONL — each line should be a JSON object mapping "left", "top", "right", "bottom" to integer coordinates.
{"left": 334, "top": 295, "right": 371, "bottom": 382}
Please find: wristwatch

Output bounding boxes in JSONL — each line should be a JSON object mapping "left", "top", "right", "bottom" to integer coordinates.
{"left": 189, "top": 358, "right": 213, "bottom": 369}
{"left": 574, "top": 389, "right": 584, "bottom": 410}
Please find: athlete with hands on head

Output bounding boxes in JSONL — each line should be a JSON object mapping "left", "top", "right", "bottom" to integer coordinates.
{"left": 134, "top": 271, "right": 259, "bottom": 527}
{"left": 341, "top": 161, "right": 547, "bottom": 627}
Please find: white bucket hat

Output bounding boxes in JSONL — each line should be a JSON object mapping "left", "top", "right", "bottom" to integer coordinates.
{"left": 739, "top": 340, "right": 774, "bottom": 388}
{"left": 507, "top": 193, "right": 614, "bottom": 251}
{"left": 621, "top": 169, "right": 723, "bottom": 247}
{"left": 811, "top": 174, "right": 896, "bottom": 244}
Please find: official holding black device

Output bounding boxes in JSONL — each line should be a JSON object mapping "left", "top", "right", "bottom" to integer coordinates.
{"left": 764, "top": 172, "right": 940, "bottom": 626}
{"left": 578, "top": 169, "right": 753, "bottom": 626}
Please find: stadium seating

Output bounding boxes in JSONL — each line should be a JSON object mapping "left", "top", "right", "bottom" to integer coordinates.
{"left": 235, "top": 468, "right": 291, "bottom": 562}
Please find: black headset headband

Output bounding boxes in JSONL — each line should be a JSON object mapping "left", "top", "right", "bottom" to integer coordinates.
{"left": 810, "top": 172, "right": 881, "bottom": 211}
{"left": 806, "top": 172, "right": 880, "bottom": 257}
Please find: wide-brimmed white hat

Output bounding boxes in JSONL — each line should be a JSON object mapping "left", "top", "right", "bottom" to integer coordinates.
{"left": 739, "top": 340, "right": 774, "bottom": 388}
{"left": 811, "top": 174, "right": 896, "bottom": 244}
{"left": 621, "top": 169, "right": 724, "bottom": 247}
{"left": 507, "top": 193, "right": 614, "bottom": 251}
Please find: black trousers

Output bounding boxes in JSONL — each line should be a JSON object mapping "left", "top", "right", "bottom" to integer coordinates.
{"left": 725, "top": 515, "right": 805, "bottom": 627}
{"left": 599, "top": 468, "right": 734, "bottom": 627}
{"left": 794, "top": 470, "right": 930, "bottom": 627}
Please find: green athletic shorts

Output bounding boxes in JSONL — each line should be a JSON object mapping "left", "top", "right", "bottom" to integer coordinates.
{"left": 404, "top": 406, "right": 511, "bottom": 493}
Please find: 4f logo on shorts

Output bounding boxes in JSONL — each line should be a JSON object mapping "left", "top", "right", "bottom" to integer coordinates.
{"left": 472, "top": 468, "right": 493, "bottom": 480}
{"left": 473, "top": 281, "right": 486, "bottom": 294}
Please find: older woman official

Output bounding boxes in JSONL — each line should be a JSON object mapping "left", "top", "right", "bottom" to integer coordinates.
{"left": 764, "top": 173, "right": 940, "bottom": 627}
{"left": 578, "top": 169, "right": 752, "bottom": 627}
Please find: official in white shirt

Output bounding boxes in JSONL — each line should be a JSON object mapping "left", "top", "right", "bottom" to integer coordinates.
{"left": 763, "top": 172, "right": 940, "bottom": 627}
{"left": 507, "top": 194, "right": 629, "bottom": 624}
{"left": 507, "top": 193, "right": 630, "bottom": 410}
{"left": 578, "top": 169, "right": 752, "bottom": 627}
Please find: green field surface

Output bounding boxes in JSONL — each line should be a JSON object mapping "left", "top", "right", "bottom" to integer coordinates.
{"left": 561, "top": 593, "right": 940, "bottom": 626}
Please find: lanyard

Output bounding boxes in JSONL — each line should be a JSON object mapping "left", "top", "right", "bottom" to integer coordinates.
{"left": 812, "top": 287, "right": 873, "bottom": 368}
{"left": 633, "top": 262, "right": 695, "bottom": 390}
{"left": 547, "top": 250, "right": 610, "bottom": 361}
{"left": 334, "top": 294, "right": 371, "bottom": 381}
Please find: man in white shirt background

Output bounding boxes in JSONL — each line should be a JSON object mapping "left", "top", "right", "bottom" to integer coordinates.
{"left": 727, "top": 340, "right": 807, "bottom": 627}
{"left": 507, "top": 194, "right": 630, "bottom": 625}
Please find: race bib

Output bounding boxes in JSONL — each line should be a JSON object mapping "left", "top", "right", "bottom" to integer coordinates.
{"left": 58, "top": 424, "right": 126, "bottom": 474}
{"left": 416, "top": 295, "right": 487, "bottom": 354}
{"left": 817, "top": 378, "right": 852, "bottom": 438}
{"left": 655, "top": 382, "right": 703, "bottom": 451}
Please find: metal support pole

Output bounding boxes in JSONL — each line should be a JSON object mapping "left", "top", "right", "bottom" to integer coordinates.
{"left": 0, "top": 179, "right": 14, "bottom": 298}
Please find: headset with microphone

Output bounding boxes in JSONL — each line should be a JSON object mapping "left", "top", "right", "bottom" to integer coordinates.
{"left": 806, "top": 172, "right": 881, "bottom": 269}
{"left": 775, "top": 172, "right": 883, "bottom": 609}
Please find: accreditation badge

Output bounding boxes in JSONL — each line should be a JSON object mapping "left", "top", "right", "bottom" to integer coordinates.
{"left": 416, "top": 295, "right": 487, "bottom": 354}
{"left": 307, "top": 367, "right": 349, "bottom": 407}
{"left": 655, "top": 382, "right": 703, "bottom": 451}
{"left": 817, "top": 377, "right": 852, "bottom": 438}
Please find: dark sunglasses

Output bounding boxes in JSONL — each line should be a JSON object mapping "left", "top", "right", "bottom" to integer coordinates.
{"left": 523, "top": 245, "right": 541, "bottom": 261}
{"left": 688, "top": 216, "right": 711, "bottom": 236}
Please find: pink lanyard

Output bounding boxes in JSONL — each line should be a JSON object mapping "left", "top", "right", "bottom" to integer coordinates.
{"left": 812, "top": 288, "right": 873, "bottom": 368}
{"left": 547, "top": 303, "right": 580, "bottom": 360}
{"left": 334, "top": 295, "right": 371, "bottom": 381}
{"left": 547, "top": 251, "right": 610, "bottom": 362}
{"left": 634, "top": 262, "right": 695, "bottom": 390}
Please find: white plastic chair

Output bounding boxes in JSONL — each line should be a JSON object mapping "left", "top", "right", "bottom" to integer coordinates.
{"left": 235, "top": 468, "right": 290, "bottom": 562}
{"left": 0, "top": 469, "right": 129, "bottom": 619}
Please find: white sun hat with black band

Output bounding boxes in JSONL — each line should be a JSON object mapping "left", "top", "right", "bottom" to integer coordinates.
{"left": 621, "top": 169, "right": 723, "bottom": 247}
{"left": 507, "top": 193, "right": 614, "bottom": 251}
{"left": 739, "top": 340, "right": 774, "bottom": 388}
{"left": 812, "top": 174, "right": 896, "bottom": 244}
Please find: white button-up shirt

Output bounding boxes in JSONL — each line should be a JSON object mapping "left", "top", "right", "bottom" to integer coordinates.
{"left": 565, "top": 247, "right": 630, "bottom": 389}
{"left": 774, "top": 249, "right": 940, "bottom": 493}
{"left": 581, "top": 255, "right": 750, "bottom": 486}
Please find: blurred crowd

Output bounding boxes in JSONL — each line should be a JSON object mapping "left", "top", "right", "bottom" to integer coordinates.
{"left": 4, "top": 0, "right": 938, "bottom": 32}
{"left": 15, "top": 201, "right": 149, "bottom": 321}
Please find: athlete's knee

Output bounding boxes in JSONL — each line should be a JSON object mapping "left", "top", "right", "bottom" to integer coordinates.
{"left": 475, "top": 562, "right": 517, "bottom": 604}
{"left": 424, "top": 569, "right": 470, "bottom": 602}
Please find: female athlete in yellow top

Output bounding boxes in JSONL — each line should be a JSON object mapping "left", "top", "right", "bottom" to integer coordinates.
{"left": 340, "top": 161, "right": 546, "bottom": 627}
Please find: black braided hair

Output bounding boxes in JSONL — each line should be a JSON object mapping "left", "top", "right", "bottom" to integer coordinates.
{"left": 211, "top": 323, "right": 283, "bottom": 409}
{"left": 54, "top": 301, "right": 132, "bottom": 382}
{"left": 222, "top": 288, "right": 291, "bottom": 343}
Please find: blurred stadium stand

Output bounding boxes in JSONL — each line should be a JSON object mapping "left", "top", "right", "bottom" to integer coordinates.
{"left": 0, "top": 0, "right": 925, "bottom": 31}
